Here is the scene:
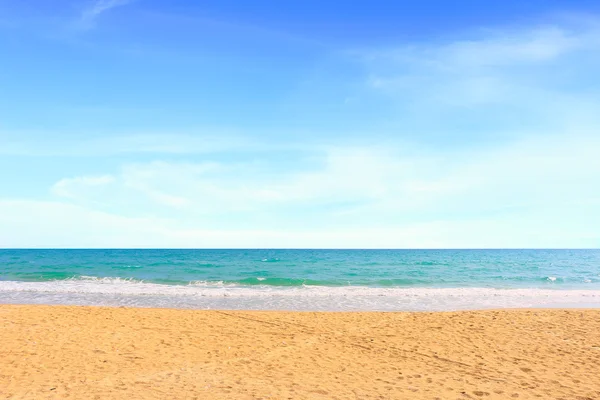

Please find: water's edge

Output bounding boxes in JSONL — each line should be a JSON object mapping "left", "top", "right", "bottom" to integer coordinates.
{"left": 2, "top": 249, "right": 599, "bottom": 310}
{"left": 2, "top": 279, "right": 600, "bottom": 311}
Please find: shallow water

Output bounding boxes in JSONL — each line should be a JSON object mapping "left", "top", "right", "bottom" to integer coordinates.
{"left": 1, "top": 249, "right": 599, "bottom": 310}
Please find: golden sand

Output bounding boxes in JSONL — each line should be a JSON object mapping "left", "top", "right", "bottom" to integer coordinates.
{"left": 1, "top": 305, "right": 599, "bottom": 399}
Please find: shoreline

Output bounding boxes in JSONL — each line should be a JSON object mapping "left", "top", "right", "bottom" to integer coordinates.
{"left": 4, "top": 281, "right": 600, "bottom": 311}
{"left": 2, "top": 305, "right": 600, "bottom": 399}
{"left": 3, "top": 301, "right": 600, "bottom": 312}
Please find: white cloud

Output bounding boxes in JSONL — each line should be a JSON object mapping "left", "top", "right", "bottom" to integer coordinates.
{"left": 365, "top": 21, "right": 600, "bottom": 71}
{"left": 362, "top": 19, "right": 600, "bottom": 114}
{"left": 0, "top": 198, "right": 596, "bottom": 248}
{"left": 79, "top": 0, "right": 133, "bottom": 27}
{"left": 0, "top": 132, "right": 255, "bottom": 157}
{"left": 52, "top": 175, "right": 115, "bottom": 200}
{"left": 433, "top": 26, "right": 584, "bottom": 67}
{"left": 43, "top": 131, "right": 600, "bottom": 241}
{"left": 0, "top": 200, "right": 170, "bottom": 248}
{"left": 46, "top": 147, "right": 416, "bottom": 214}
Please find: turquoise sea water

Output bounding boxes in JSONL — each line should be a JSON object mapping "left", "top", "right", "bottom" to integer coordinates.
{"left": 1, "top": 249, "right": 600, "bottom": 311}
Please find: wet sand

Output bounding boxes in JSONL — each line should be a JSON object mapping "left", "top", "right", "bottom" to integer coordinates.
{"left": 1, "top": 305, "right": 599, "bottom": 399}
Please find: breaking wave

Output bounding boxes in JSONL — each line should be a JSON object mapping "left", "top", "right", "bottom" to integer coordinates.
{"left": 1, "top": 277, "right": 600, "bottom": 311}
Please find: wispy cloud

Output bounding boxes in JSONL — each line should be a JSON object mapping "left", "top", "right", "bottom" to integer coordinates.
{"left": 340, "top": 17, "right": 600, "bottom": 155}
{"left": 79, "top": 0, "right": 134, "bottom": 28}
{"left": 46, "top": 131, "right": 600, "bottom": 225}
{"left": 52, "top": 175, "right": 116, "bottom": 200}
{"left": 362, "top": 18, "right": 600, "bottom": 112}
{"left": 0, "top": 132, "right": 256, "bottom": 157}
{"left": 367, "top": 26, "right": 588, "bottom": 69}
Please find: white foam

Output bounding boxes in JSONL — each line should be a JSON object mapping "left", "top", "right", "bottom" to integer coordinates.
{"left": 69, "top": 276, "right": 145, "bottom": 284}
{"left": 1, "top": 279, "right": 599, "bottom": 311}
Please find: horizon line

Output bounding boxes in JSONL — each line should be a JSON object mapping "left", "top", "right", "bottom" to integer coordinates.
{"left": 2, "top": 248, "right": 598, "bottom": 251}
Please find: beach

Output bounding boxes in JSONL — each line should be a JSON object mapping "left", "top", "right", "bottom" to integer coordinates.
{"left": 1, "top": 305, "right": 599, "bottom": 399}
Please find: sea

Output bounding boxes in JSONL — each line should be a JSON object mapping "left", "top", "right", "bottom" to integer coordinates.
{"left": 1, "top": 249, "right": 599, "bottom": 311}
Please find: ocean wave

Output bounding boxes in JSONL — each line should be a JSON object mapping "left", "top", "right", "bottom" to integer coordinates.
{"left": 111, "top": 265, "right": 144, "bottom": 270}
{"left": 2, "top": 278, "right": 600, "bottom": 311}
{"left": 46, "top": 275, "right": 452, "bottom": 287}
{"left": 1, "top": 278, "right": 600, "bottom": 298}
{"left": 66, "top": 276, "right": 145, "bottom": 284}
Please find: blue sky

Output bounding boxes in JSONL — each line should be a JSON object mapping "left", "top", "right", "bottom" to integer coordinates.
{"left": 1, "top": 0, "right": 599, "bottom": 248}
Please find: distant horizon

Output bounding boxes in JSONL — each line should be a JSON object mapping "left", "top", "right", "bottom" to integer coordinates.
{"left": 2, "top": 248, "right": 598, "bottom": 251}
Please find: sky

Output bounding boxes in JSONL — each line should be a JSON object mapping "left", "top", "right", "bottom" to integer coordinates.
{"left": 1, "top": 0, "right": 600, "bottom": 248}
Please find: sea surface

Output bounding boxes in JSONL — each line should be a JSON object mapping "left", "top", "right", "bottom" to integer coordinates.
{"left": 1, "top": 249, "right": 600, "bottom": 311}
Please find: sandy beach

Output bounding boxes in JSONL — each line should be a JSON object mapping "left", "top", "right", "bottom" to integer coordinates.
{"left": 1, "top": 305, "right": 599, "bottom": 399}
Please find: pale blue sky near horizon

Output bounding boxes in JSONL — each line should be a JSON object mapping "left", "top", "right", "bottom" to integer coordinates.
{"left": 1, "top": 0, "right": 599, "bottom": 248}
